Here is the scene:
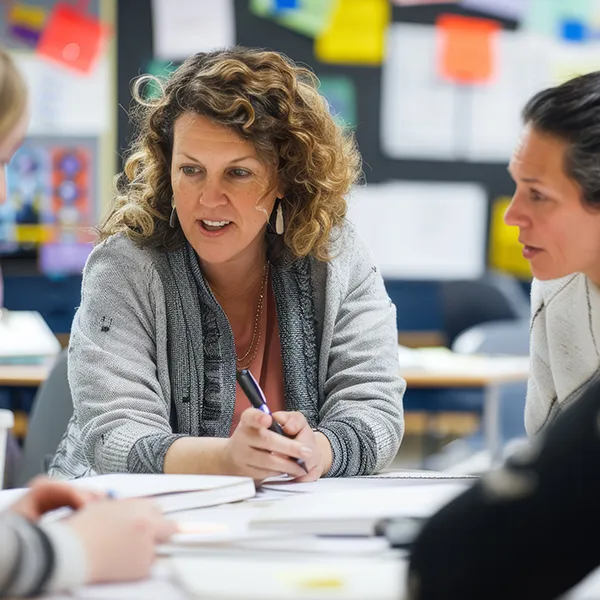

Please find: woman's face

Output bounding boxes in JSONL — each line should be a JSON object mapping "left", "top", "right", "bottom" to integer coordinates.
{"left": 505, "top": 124, "right": 600, "bottom": 284}
{"left": 171, "top": 113, "right": 281, "bottom": 268}
{"left": 0, "top": 109, "right": 28, "bottom": 204}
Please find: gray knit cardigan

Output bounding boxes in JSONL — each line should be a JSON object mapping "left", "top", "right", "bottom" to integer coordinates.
{"left": 48, "top": 221, "right": 405, "bottom": 479}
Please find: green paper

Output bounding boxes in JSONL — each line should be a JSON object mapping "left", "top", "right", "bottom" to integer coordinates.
{"left": 524, "top": 0, "right": 595, "bottom": 38}
{"left": 318, "top": 75, "right": 357, "bottom": 129}
{"left": 143, "top": 59, "right": 179, "bottom": 99}
{"left": 250, "top": 0, "right": 337, "bottom": 38}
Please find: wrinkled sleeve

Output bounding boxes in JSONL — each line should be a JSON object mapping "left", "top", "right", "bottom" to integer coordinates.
{"left": 68, "top": 238, "right": 183, "bottom": 474}
{"left": 317, "top": 228, "right": 405, "bottom": 477}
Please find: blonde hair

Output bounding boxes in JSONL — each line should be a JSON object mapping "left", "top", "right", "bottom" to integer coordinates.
{"left": 100, "top": 47, "right": 362, "bottom": 261}
{"left": 0, "top": 47, "right": 27, "bottom": 139}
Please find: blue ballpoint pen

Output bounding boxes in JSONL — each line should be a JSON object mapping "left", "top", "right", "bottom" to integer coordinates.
{"left": 236, "top": 368, "right": 309, "bottom": 473}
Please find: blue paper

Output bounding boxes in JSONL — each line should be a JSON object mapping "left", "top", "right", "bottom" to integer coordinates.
{"left": 275, "top": 0, "right": 298, "bottom": 10}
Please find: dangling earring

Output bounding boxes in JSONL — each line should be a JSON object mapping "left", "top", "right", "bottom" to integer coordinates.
{"left": 169, "top": 197, "right": 177, "bottom": 228}
{"left": 275, "top": 198, "right": 285, "bottom": 235}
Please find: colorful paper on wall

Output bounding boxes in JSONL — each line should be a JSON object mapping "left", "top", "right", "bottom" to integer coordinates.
{"left": 250, "top": 0, "right": 336, "bottom": 38}
{"left": 488, "top": 196, "right": 531, "bottom": 279}
{"left": 461, "top": 0, "right": 529, "bottom": 21}
{"left": 143, "top": 59, "right": 180, "bottom": 99}
{"left": 38, "top": 146, "right": 94, "bottom": 275}
{"left": 7, "top": 3, "right": 47, "bottom": 47}
{"left": 315, "top": 0, "right": 391, "bottom": 65}
{"left": 275, "top": 0, "right": 299, "bottom": 9}
{"left": 523, "top": 0, "right": 597, "bottom": 41}
{"left": 380, "top": 23, "right": 551, "bottom": 162}
{"left": 436, "top": 14, "right": 500, "bottom": 83}
{"left": 3, "top": 145, "right": 51, "bottom": 248}
{"left": 318, "top": 75, "right": 357, "bottom": 128}
{"left": 392, "top": 1, "right": 458, "bottom": 5}
{"left": 36, "top": 2, "right": 110, "bottom": 74}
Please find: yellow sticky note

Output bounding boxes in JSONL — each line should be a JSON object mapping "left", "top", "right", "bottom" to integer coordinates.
{"left": 315, "top": 0, "right": 391, "bottom": 65}
{"left": 9, "top": 3, "right": 46, "bottom": 29}
{"left": 488, "top": 197, "right": 532, "bottom": 280}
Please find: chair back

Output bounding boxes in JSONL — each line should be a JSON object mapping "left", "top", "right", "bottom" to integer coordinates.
{"left": 16, "top": 350, "right": 72, "bottom": 486}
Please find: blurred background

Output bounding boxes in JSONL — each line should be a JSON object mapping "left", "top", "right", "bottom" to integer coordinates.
{"left": 2, "top": 0, "right": 596, "bottom": 479}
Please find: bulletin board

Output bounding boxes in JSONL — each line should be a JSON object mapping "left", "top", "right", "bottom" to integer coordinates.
{"left": 0, "top": 0, "right": 116, "bottom": 277}
{"left": 117, "top": 0, "right": 523, "bottom": 282}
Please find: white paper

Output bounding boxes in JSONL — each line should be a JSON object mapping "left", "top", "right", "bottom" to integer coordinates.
{"left": 462, "top": 0, "right": 530, "bottom": 20}
{"left": 151, "top": 0, "right": 235, "bottom": 61}
{"left": 262, "top": 470, "right": 477, "bottom": 494}
{"left": 466, "top": 32, "right": 552, "bottom": 162}
{"left": 252, "top": 484, "right": 468, "bottom": 526}
{"left": 172, "top": 554, "right": 404, "bottom": 600}
{"left": 12, "top": 53, "right": 110, "bottom": 136}
{"left": 381, "top": 24, "right": 459, "bottom": 160}
{"left": 381, "top": 24, "right": 556, "bottom": 163}
{"left": 67, "top": 473, "right": 252, "bottom": 497}
{"left": 347, "top": 181, "right": 487, "bottom": 279}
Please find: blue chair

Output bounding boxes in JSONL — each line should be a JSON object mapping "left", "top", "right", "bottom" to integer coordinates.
{"left": 440, "top": 271, "right": 530, "bottom": 347}
{"left": 451, "top": 319, "right": 529, "bottom": 445}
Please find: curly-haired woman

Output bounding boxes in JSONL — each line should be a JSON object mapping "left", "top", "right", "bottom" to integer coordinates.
{"left": 49, "top": 47, "right": 405, "bottom": 482}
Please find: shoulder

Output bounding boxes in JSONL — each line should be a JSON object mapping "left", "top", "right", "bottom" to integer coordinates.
{"left": 82, "top": 233, "right": 165, "bottom": 300}
{"left": 84, "top": 233, "right": 164, "bottom": 282}
{"left": 531, "top": 273, "right": 583, "bottom": 310}
{"left": 326, "top": 219, "right": 375, "bottom": 279}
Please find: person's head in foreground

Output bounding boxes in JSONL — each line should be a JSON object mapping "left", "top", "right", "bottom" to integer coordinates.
{"left": 0, "top": 46, "right": 173, "bottom": 598}
{"left": 505, "top": 71, "right": 600, "bottom": 284}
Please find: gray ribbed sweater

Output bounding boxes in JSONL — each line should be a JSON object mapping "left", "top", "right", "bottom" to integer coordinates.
{"left": 49, "top": 221, "right": 405, "bottom": 479}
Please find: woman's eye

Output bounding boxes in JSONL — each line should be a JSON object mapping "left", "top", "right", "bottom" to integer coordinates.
{"left": 529, "top": 189, "right": 544, "bottom": 201}
{"left": 181, "top": 166, "right": 199, "bottom": 176}
{"left": 230, "top": 168, "right": 251, "bottom": 178}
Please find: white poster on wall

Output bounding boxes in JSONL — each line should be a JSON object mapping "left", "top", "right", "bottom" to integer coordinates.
{"left": 380, "top": 23, "right": 555, "bottom": 163}
{"left": 347, "top": 181, "right": 488, "bottom": 280}
{"left": 381, "top": 24, "right": 459, "bottom": 161}
{"left": 13, "top": 52, "right": 110, "bottom": 136}
{"left": 151, "top": 0, "right": 236, "bottom": 61}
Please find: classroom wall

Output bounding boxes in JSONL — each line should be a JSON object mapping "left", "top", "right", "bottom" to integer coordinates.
{"left": 4, "top": 0, "right": 555, "bottom": 337}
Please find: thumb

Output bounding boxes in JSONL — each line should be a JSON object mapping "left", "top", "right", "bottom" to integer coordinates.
{"left": 240, "top": 406, "right": 272, "bottom": 430}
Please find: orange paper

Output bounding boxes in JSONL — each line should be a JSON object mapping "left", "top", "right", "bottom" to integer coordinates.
{"left": 436, "top": 14, "right": 500, "bottom": 84}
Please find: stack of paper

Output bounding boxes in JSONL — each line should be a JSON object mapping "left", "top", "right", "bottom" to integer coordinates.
{"left": 250, "top": 483, "right": 468, "bottom": 536}
{"left": 67, "top": 474, "right": 256, "bottom": 514}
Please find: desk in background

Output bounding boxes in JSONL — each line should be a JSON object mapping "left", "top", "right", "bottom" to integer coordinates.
{"left": 401, "top": 357, "right": 530, "bottom": 466}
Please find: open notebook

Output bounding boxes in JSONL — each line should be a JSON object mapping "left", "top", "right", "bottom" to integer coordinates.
{"left": 250, "top": 483, "right": 468, "bottom": 536}
{"left": 67, "top": 474, "right": 256, "bottom": 513}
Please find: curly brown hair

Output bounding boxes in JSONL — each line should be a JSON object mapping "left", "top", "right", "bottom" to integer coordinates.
{"left": 100, "top": 47, "right": 362, "bottom": 261}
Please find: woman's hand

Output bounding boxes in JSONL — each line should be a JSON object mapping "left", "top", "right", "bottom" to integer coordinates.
{"left": 222, "top": 408, "right": 313, "bottom": 481}
{"left": 273, "top": 411, "right": 332, "bottom": 482}
{"left": 10, "top": 477, "right": 104, "bottom": 521}
{"left": 65, "top": 498, "right": 175, "bottom": 584}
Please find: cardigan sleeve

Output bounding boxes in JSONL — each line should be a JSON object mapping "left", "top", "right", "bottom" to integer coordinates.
{"left": 67, "top": 236, "right": 183, "bottom": 475}
{"left": 317, "top": 225, "right": 405, "bottom": 477}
